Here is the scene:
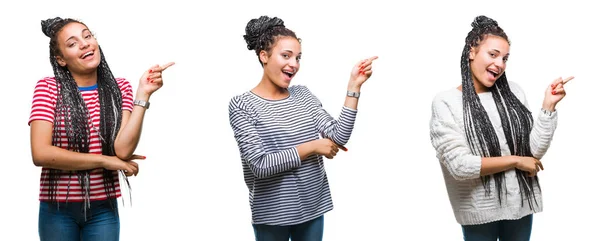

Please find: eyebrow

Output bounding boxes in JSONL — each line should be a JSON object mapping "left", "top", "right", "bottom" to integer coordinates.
{"left": 490, "top": 49, "right": 509, "bottom": 57}
{"left": 282, "top": 49, "right": 302, "bottom": 57}
{"left": 65, "top": 28, "right": 91, "bottom": 43}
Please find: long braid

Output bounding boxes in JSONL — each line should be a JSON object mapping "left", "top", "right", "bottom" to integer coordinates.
{"left": 461, "top": 16, "right": 540, "bottom": 208}
{"left": 41, "top": 17, "right": 129, "bottom": 212}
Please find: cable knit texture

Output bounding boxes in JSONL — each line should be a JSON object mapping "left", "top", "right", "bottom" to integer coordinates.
{"left": 430, "top": 81, "right": 558, "bottom": 225}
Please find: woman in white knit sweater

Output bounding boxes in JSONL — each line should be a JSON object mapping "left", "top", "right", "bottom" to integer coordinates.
{"left": 429, "top": 15, "right": 573, "bottom": 241}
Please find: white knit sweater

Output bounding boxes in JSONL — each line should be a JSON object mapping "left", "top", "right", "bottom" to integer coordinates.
{"left": 429, "top": 81, "right": 558, "bottom": 225}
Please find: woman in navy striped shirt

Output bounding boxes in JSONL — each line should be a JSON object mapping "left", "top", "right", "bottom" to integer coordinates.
{"left": 228, "top": 16, "right": 377, "bottom": 241}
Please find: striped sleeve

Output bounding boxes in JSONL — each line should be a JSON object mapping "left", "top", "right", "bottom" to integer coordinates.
{"left": 28, "top": 78, "right": 57, "bottom": 125}
{"left": 302, "top": 86, "right": 357, "bottom": 146}
{"left": 116, "top": 78, "right": 134, "bottom": 112}
{"left": 228, "top": 97, "right": 302, "bottom": 178}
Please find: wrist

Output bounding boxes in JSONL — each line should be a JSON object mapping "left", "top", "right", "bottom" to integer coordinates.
{"left": 135, "top": 89, "right": 151, "bottom": 101}
{"left": 542, "top": 102, "right": 556, "bottom": 112}
{"left": 510, "top": 156, "right": 520, "bottom": 169}
{"left": 347, "top": 83, "right": 361, "bottom": 93}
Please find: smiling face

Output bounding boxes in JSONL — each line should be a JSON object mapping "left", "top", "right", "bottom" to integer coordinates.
{"left": 469, "top": 34, "right": 510, "bottom": 92}
{"left": 54, "top": 22, "right": 101, "bottom": 75}
{"left": 259, "top": 36, "right": 301, "bottom": 89}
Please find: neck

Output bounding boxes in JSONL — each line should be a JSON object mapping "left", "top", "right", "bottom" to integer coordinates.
{"left": 71, "top": 69, "right": 98, "bottom": 87}
{"left": 252, "top": 73, "right": 288, "bottom": 100}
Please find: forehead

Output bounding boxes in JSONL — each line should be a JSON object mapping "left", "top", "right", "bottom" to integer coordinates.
{"left": 478, "top": 35, "right": 510, "bottom": 52}
{"left": 272, "top": 36, "right": 301, "bottom": 52}
{"left": 57, "top": 22, "right": 89, "bottom": 40}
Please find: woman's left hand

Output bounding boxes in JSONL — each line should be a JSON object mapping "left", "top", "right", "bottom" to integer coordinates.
{"left": 348, "top": 56, "right": 378, "bottom": 90}
{"left": 138, "top": 62, "right": 175, "bottom": 98}
{"left": 542, "top": 76, "right": 573, "bottom": 111}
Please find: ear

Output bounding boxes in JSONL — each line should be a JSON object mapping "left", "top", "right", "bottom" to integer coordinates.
{"left": 469, "top": 47, "right": 477, "bottom": 60}
{"left": 55, "top": 56, "right": 67, "bottom": 67}
{"left": 259, "top": 50, "right": 269, "bottom": 66}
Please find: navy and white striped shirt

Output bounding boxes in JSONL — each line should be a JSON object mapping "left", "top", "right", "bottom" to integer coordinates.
{"left": 229, "top": 85, "right": 357, "bottom": 225}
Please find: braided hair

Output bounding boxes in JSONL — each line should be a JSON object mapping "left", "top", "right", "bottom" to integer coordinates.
{"left": 461, "top": 15, "right": 539, "bottom": 209}
{"left": 243, "top": 16, "right": 300, "bottom": 66}
{"left": 41, "top": 17, "right": 126, "bottom": 211}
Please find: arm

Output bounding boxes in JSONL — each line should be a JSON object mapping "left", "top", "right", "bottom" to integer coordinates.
{"left": 31, "top": 120, "right": 107, "bottom": 170}
{"left": 114, "top": 63, "right": 174, "bottom": 159}
{"left": 430, "top": 96, "right": 528, "bottom": 180}
{"left": 509, "top": 81, "right": 559, "bottom": 159}
{"left": 229, "top": 100, "right": 302, "bottom": 178}
{"left": 312, "top": 57, "right": 378, "bottom": 145}
{"left": 28, "top": 78, "right": 137, "bottom": 173}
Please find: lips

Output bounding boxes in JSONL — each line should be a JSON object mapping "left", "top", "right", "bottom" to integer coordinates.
{"left": 282, "top": 69, "right": 296, "bottom": 81}
{"left": 486, "top": 68, "right": 500, "bottom": 80}
{"left": 80, "top": 51, "right": 94, "bottom": 60}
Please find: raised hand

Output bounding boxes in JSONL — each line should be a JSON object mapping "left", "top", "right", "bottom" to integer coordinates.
{"left": 543, "top": 76, "right": 573, "bottom": 111}
{"left": 349, "top": 56, "right": 378, "bottom": 89}
{"left": 138, "top": 62, "right": 175, "bottom": 97}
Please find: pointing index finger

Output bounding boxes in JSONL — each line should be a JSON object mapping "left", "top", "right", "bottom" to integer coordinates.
{"left": 158, "top": 62, "right": 175, "bottom": 72}
{"left": 562, "top": 76, "right": 574, "bottom": 85}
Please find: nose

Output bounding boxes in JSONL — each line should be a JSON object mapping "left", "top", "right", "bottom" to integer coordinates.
{"left": 288, "top": 58, "right": 299, "bottom": 69}
{"left": 495, "top": 58, "right": 505, "bottom": 70}
{"left": 80, "top": 39, "right": 90, "bottom": 50}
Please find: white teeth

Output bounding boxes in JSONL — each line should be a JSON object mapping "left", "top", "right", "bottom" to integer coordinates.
{"left": 82, "top": 51, "right": 93, "bottom": 58}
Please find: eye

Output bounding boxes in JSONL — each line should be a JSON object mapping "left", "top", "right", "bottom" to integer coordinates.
{"left": 282, "top": 53, "right": 290, "bottom": 58}
{"left": 503, "top": 57, "right": 509, "bottom": 63}
{"left": 68, "top": 42, "right": 77, "bottom": 48}
{"left": 489, "top": 52, "right": 497, "bottom": 58}
{"left": 84, "top": 34, "right": 92, "bottom": 39}
{"left": 296, "top": 56, "right": 301, "bottom": 62}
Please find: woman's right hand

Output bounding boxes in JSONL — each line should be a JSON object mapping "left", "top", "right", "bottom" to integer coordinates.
{"left": 138, "top": 62, "right": 175, "bottom": 98}
{"left": 102, "top": 155, "right": 146, "bottom": 176}
{"left": 515, "top": 156, "right": 544, "bottom": 177}
{"left": 312, "top": 139, "right": 340, "bottom": 159}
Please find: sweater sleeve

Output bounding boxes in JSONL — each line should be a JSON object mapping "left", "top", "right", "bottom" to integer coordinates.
{"left": 302, "top": 86, "right": 358, "bottom": 146}
{"left": 509, "top": 81, "right": 558, "bottom": 159}
{"left": 228, "top": 97, "right": 302, "bottom": 179}
{"left": 429, "top": 94, "right": 481, "bottom": 180}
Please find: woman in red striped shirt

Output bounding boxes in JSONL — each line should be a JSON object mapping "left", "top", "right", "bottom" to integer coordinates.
{"left": 29, "top": 17, "right": 174, "bottom": 241}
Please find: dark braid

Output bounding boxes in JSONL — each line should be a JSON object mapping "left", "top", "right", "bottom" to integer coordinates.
{"left": 243, "top": 16, "right": 300, "bottom": 66}
{"left": 41, "top": 17, "right": 125, "bottom": 211}
{"left": 461, "top": 15, "right": 539, "bottom": 209}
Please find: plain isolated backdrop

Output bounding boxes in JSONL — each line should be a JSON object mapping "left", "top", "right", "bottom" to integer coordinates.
{"left": 1, "top": 0, "right": 598, "bottom": 240}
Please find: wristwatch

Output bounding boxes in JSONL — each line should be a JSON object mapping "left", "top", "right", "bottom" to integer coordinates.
{"left": 347, "top": 91, "right": 360, "bottom": 98}
{"left": 134, "top": 99, "right": 150, "bottom": 109}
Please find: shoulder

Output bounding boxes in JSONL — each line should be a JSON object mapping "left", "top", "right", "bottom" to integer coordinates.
{"left": 289, "top": 85, "right": 310, "bottom": 95}
{"left": 507, "top": 80, "right": 527, "bottom": 102}
{"left": 36, "top": 77, "right": 57, "bottom": 86}
{"left": 114, "top": 77, "right": 131, "bottom": 89}
{"left": 431, "top": 87, "right": 462, "bottom": 120}
{"left": 229, "top": 91, "right": 254, "bottom": 112}
{"left": 33, "top": 77, "right": 58, "bottom": 94}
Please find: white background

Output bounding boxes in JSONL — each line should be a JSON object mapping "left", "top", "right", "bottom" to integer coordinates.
{"left": 1, "top": 0, "right": 598, "bottom": 240}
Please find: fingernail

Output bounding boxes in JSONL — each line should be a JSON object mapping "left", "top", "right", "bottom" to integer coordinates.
{"left": 551, "top": 84, "right": 555, "bottom": 88}
{"left": 552, "top": 90, "right": 556, "bottom": 95}
{"left": 149, "top": 69, "right": 153, "bottom": 73}
{"left": 147, "top": 77, "right": 150, "bottom": 81}
{"left": 151, "top": 80, "right": 154, "bottom": 83}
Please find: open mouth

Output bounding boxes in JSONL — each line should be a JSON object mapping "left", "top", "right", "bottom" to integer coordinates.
{"left": 81, "top": 51, "right": 94, "bottom": 59}
{"left": 487, "top": 69, "right": 500, "bottom": 79}
{"left": 283, "top": 69, "right": 295, "bottom": 78}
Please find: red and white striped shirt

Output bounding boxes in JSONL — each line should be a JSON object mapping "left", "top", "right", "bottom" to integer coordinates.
{"left": 29, "top": 77, "right": 134, "bottom": 202}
